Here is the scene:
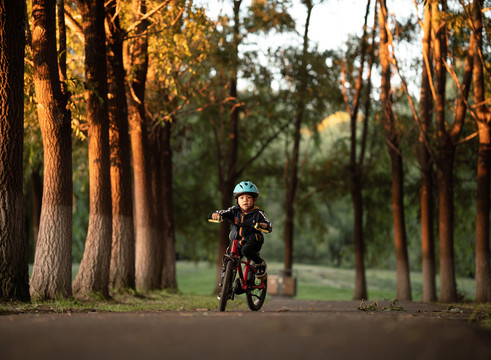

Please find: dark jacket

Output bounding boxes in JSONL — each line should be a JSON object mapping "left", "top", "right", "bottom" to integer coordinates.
{"left": 216, "top": 205, "right": 273, "bottom": 245}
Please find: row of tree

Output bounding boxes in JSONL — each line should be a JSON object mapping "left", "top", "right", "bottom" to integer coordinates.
{"left": 0, "top": 0, "right": 490, "bottom": 304}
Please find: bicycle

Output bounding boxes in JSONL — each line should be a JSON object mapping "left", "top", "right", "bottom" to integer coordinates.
{"left": 209, "top": 216, "right": 270, "bottom": 311}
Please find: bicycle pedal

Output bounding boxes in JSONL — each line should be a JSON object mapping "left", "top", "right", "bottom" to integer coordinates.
{"left": 255, "top": 272, "right": 267, "bottom": 280}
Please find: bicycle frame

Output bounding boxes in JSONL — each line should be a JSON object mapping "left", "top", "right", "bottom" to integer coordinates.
{"left": 228, "top": 238, "right": 267, "bottom": 294}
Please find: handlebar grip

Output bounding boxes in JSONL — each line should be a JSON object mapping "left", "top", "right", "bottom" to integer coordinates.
{"left": 208, "top": 219, "right": 222, "bottom": 223}
{"left": 254, "top": 222, "right": 270, "bottom": 234}
{"left": 208, "top": 214, "right": 223, "bottom": 223}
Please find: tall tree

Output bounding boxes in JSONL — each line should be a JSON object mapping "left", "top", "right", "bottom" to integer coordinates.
{"left": 0, "top": 0, "right": 29, "bottom": 302}
{"left": 145, "top": 1, "right": 214, "bottom": 290}
{"left": 207, "top": 0, "right": 293, "bottom": 291}
{"left": 126, "top": 0, "right": 160, "bottom": 291}
{"left": 471, "top": 0, "right": 491, "bottom": 303}
{"left": 160, "top": 119, "right": 177, "bottom": 290}
{"left": 418, "top": 1, "right": 437, "bottom": 303}
{"left": 105, "top": 0, "right": 136, "bottom": 291}
{"left": 73, "top": 0, "right": 112, "bottom": 298}
{"left": 283, "top": 0, "right": 313, "bottom": 277}
{"left": 378, "top": 0, "right": 411, "bottom": 300}
{"left": 213, "top": 0, "right": 242, "bottom": 290}
{"left": 431, "top": 0, "right": 473, "bottom": 302}
{"left": 30, "top": 0, "right": 73, "bottom": 300}
{"left": 340, "top": 0, "right": 375, "bottom": 300}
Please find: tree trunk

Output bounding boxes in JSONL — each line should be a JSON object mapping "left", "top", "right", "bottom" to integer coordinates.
{"left": 149, "top": 125, "right": 164, "bottom": 288}
{"left": 472, "top": 0, "right": 491, "bottom": 303}
{"left": 352, "top": 183, "right": 367, "bottom": 300}
{"left": 436, "top": 151, "right": 457, "bottom": 302}
{"left": 126, "top": 0, "right": 159, "bottom": 291}
{"left": 73, "top": 0, "right": 112, "bottom": 299}
{"left": 30, "top": 0, "right": 73, "bottom": 300}
{"left": 431, "top": 0, "right": 459, "bottom": 303}
{"left": 106, "top": 0, "right": 135, "bottom": 291}
{"left": 0, "top": 0, "right": 29, "bottom": 302}
{"left": 378, "top": 0, "right": 411, "bottom": 300}
{"left": 30, "top": 169, "right": 43, "bottom": 250}
{"left": 418, "top": 2, "right": 437, "bottom": 303}
{"left": 161, "top": 120, "right": 178, "bottom": 290}
{"left": 283, "top": 2, "right": 312, "bottom": 277}
{"left": 348, "top": 0, "right": 372, "bottom": 301}
{"left": 214, "top": 0, "right": 242, "bottom": 292}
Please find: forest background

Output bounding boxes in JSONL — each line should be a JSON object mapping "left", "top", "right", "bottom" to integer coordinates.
{"left": 1, "top": 0, "right": 490, "bottom": 303}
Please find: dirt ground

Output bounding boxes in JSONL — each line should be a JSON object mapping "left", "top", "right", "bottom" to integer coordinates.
{"left": 1, "top": 297, "right": 490, "bottom": 360}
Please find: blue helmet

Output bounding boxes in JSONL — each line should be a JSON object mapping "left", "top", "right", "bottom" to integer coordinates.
{"left": 233, "top": 181, "right": 259, "bottom": 199}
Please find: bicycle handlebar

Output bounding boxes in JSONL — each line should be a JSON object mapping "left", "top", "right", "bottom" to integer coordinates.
{"left": 208, "top": 214, "right": 223, "bottom": 223}
{"left": 208, "top": 214, "right": 270, "bottom": 234}
{"left": 208, "top": 218, "right": 222, "bottom": 223}
{"left": 254, "top": 222, "right": 270, "bottom": 234}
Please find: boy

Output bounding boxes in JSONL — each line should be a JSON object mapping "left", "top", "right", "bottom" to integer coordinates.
{"left": 211, "top": 181, "right": 272, "bottom": 277}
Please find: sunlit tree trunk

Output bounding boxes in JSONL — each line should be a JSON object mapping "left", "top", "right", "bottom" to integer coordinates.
{"left": 0, "top": 0, "right": 29, "bottom": 302}
{"left": 126, "top": 0, "right": 160, "bottom": 291}
{"left": 73, "top": 0, "right": 112, "bottom": 299}
{"left": 105, "top": 0, "right": 135, "bottom": 291}
{"left": 472, "top": 0, "right": 491, "bottom": 303}
{"left": 30, "top": 0, "right": 73, "bottom": 300}
{"left": 418, "top": 3, "right": 437, "bottom": 303}
{"left": 431, "top": 0, "right": 472, "bottom": 303}
{"left": 378, "top": 0, "right": 411, "bottom": 301}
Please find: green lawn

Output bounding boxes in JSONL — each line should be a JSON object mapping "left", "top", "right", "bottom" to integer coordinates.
{"left": 33, "top": 261, "right": 476, "bottom": 302}
{"left": 176, "top": 261, "right": 477, "bottom": 302}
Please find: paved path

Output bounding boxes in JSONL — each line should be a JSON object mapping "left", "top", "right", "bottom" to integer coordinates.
{"left": 1, "top": 298, "right": 490, "bottom": 360}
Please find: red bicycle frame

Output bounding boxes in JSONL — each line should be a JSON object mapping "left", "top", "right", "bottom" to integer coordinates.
{"left": 229, "top": 238, "right": 267, "bottom": 293}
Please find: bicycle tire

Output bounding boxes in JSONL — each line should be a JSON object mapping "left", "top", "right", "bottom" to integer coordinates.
{"left": 246, "top": 271, "right": 267, "bottom": 311}
{"left": 219, "top": 260, "right": 234, "bottom": 311}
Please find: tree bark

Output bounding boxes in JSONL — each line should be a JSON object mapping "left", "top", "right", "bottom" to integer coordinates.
{"left": 160, "top": 120, "right": 178, "bottom": 290}
{"left": 30, "top": 0, "right": 73, "bottom": 300}
{"left": 348, "top": 0, "right": 373, "bottom": 301}
{"left": 126, "top": 0, "right": 160, "bottom": 291}
{"left": 105, "top": 0, "right": 135, "bottom": 291}
{"left": 283, "top": 1, "right": 312, "bottom": 277}
{"left": 0, "top": 0, "right": 30, "bottom": 302}
{"left": 431, "top": 0, "right": 473, "bottom": 303}
{"left": 30, "top": 169, "right": 43, "bottom": 250}
{"left": 418, "top": 2, "right": 437, "bottom": 303}
{"left": 378, "top": 0, "right": 411, "bottom": 301}
{"left": 73, "top": 0, "right": 112, "bottom": 299}
{"left": 472, "top": 0, "right": 491, "bottom": 303}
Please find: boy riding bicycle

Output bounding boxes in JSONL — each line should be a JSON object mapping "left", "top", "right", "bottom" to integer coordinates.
{"left": 210, "top": 181, "right": 272, "bottom": 278}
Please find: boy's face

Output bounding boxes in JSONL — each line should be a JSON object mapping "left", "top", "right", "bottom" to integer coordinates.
{"left": 237, "top": 194, "right": 255, "bottom": 211}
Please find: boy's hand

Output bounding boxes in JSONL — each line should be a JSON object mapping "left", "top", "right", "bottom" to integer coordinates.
{"left": 259, "top": 222, "right": 268, "bottom": 229}
{"left": 211, "top": 212, "right": 220, "bottom": 220}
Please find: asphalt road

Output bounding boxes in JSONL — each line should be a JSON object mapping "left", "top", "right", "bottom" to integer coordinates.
{"left": 1, "top": 298, "right": 490, "bottom": 360}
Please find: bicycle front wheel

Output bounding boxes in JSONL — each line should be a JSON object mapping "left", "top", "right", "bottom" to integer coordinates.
{"left": 219, "top": 260, "right": 234, "bottom": 311}
{"left": 246, "top": 272, "right": 267, "bottom": 311}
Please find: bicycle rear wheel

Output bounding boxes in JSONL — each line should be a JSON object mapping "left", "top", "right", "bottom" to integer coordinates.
{"left": 246, "top": 271, "right": 267, "bottom": 311}
{"left": 219, "top": 260, "right": 234, "bottom": 311}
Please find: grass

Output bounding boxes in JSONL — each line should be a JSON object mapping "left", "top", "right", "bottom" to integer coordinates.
{"left": 176, "top": 261, "right": 477, "bottom": 302}
{"left": 31, "top": 261, "right": 477, "bottom": 302}
{"left": 4, "top": 261, "right": 479, "bottom": 316}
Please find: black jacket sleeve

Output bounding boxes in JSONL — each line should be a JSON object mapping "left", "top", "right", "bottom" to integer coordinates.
{"left": 256, "top": 210, "right": 273, "bottom": 233}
